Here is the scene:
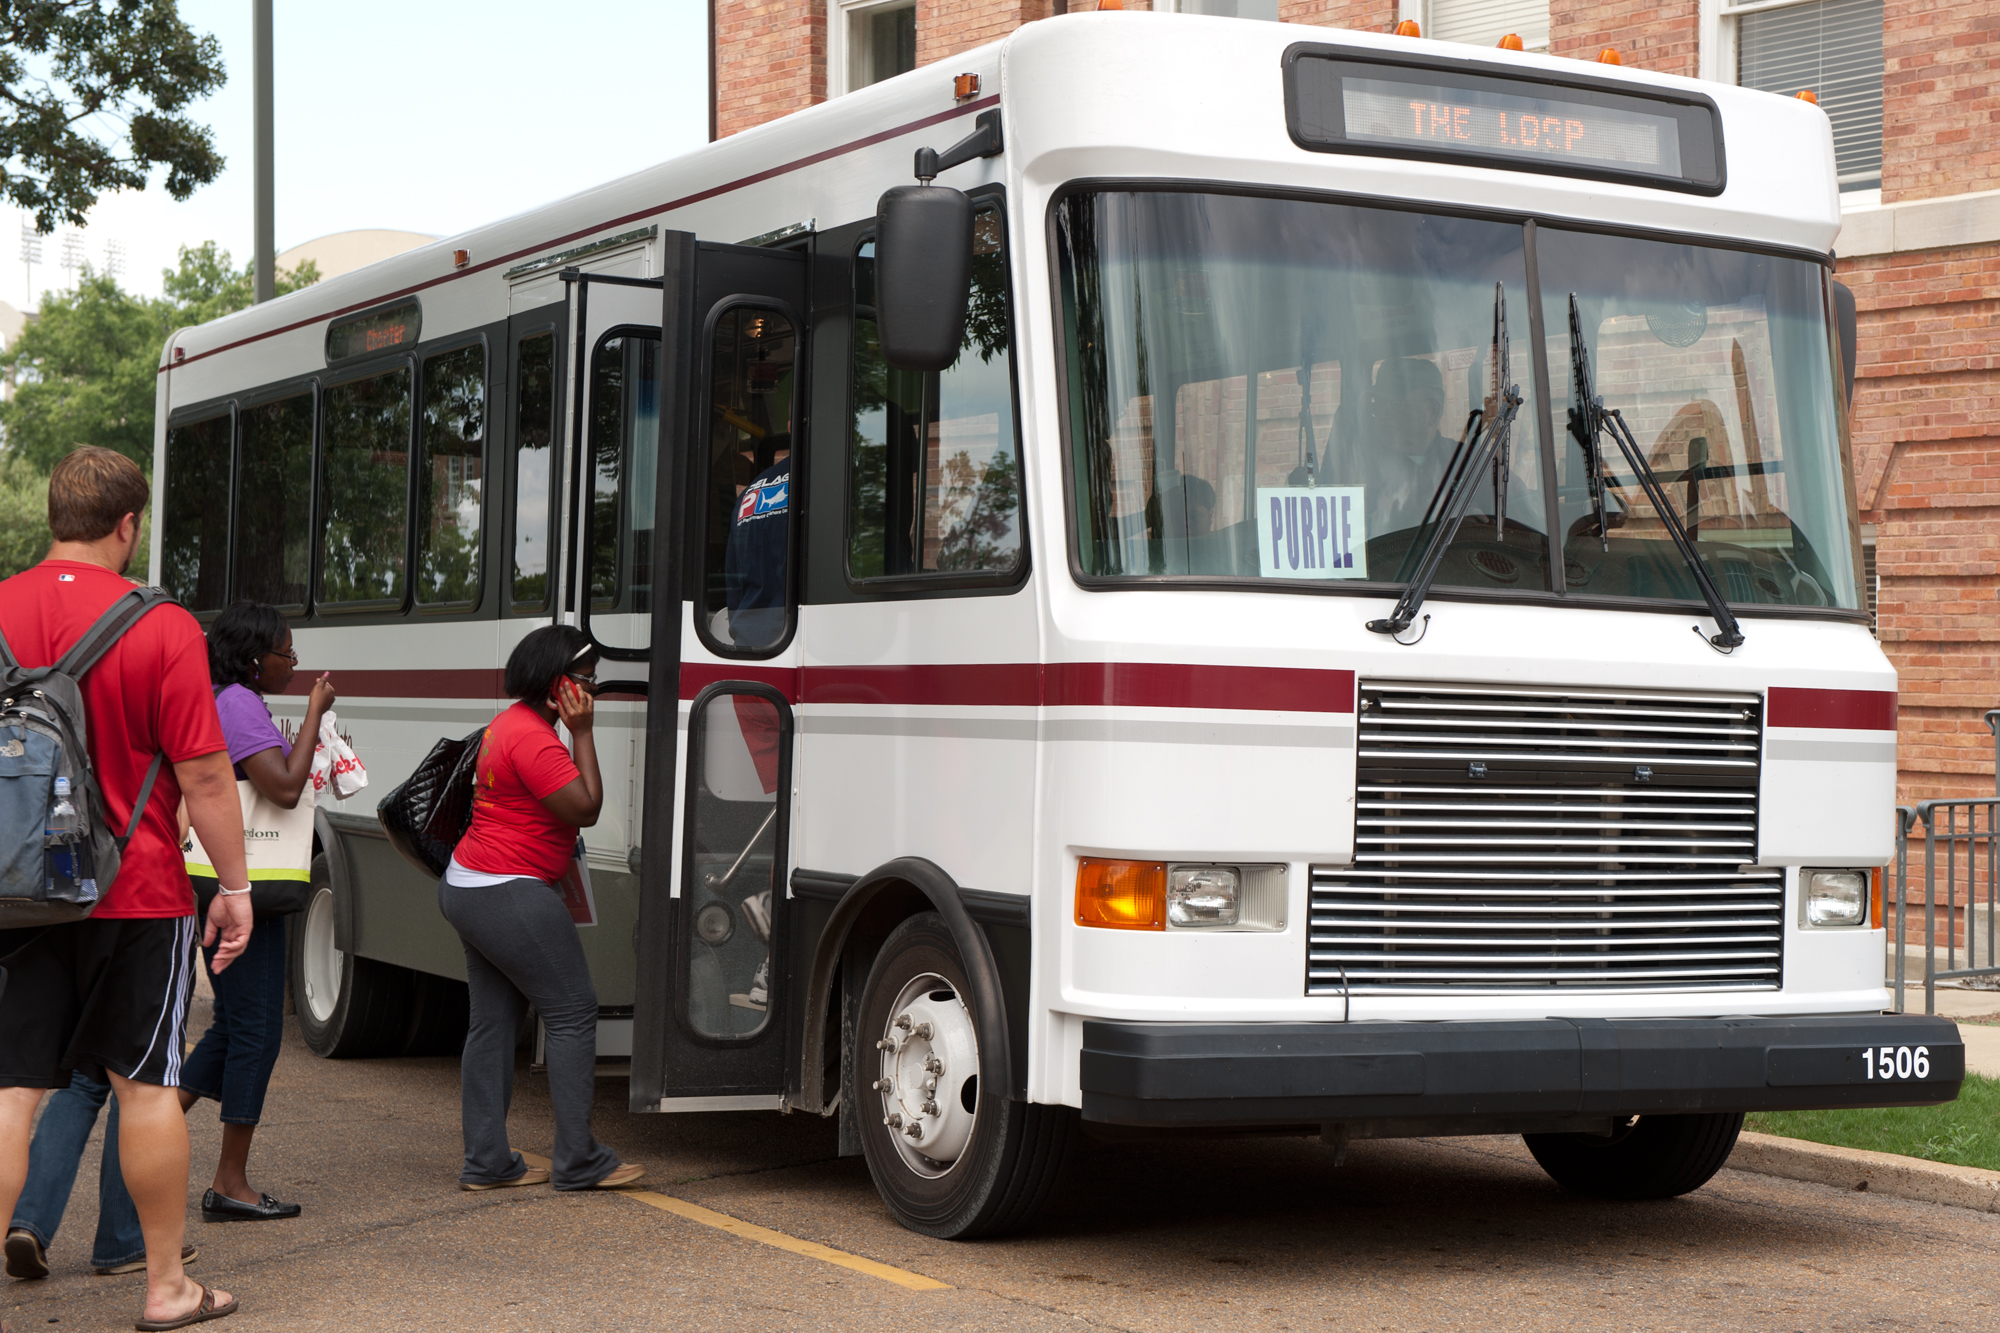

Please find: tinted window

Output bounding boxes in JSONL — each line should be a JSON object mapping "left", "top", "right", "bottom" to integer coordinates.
{"left": 587, "top": 334, "right": 661, "bottom": 620}
{"left": 511, "top": 332, "right": 557, "bottom": 610}
{"left": 319, "top": 366, "right": 412, "bottom": 608}
{"left": 161, "top": 414, "right": 231, "bottom": 612}
{"left": 416, "top": 343, "right": 485, "bottom": 608}
{"left": 850, "top": 207, "right": 1020, "bottom": 580}
{"left": 232, "top": 393, "right": 315, "bottom": 609}
{"left": 703, "top": 309, "right": 794, "bottom": 652}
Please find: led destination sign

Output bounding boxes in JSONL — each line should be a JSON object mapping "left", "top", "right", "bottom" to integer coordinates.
{"left": 1286, "top": 53, "right": 1723, "bottom": 192}
{"left": 326, "top": 299, "right": 422, "bottom": 363}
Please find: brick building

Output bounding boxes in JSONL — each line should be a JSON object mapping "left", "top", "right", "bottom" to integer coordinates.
{"left": 712, "top": 0, "right": 2000, "bottom": 801}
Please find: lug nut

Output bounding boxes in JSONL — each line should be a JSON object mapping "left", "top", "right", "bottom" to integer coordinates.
{"left": 894, "top": 1015, "right": 912, "bottom": 1032}
{"left": 925, "top": 1055, "right": 944, "bottom": 1074}
{"left": 876, "top": 1038, "right": 895, "bottom": 1051}
{"left": 873, "top": 1077, "right": 893, "bottom": 1093}
{"left": 885, "top": 1112, "right": 903, "bottom": 1129}
{"left": 922, "top": 1075, "right": 936, "bottom": 1092}
{"left": 913, "top": 1021, "right": 934, "bottom": 1040}
{"left": 921, "top": 1100, "right": 939, "bottom": 1118}
{"left": 904, "top": 1122, "right": 924, "bottom": 1141}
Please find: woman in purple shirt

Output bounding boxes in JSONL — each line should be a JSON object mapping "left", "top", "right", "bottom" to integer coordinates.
{"left": 180, "top": 602, "right": 334, "bottom": 1223}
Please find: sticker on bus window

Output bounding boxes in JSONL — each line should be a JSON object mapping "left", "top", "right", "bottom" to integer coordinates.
{"left": 1257, "top": 486, "right": 1367, "bottom": 580}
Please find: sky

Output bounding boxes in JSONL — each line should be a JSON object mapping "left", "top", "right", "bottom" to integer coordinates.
{"left": 3, "top": 0, "right": 711, "bottom": 310}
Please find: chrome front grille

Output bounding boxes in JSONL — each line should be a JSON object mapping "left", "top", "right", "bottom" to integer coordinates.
{"left": 1309, "top": 681, "right": 1777, "bottom": 995}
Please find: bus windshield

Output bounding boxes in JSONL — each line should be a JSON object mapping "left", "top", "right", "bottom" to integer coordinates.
{"left": 1056, "top": 190, "right": 1860, "bottom": 614}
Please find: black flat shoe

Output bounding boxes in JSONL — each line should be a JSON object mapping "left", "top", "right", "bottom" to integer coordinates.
{"left": 201, "top": 1188, "right": 302, "bottom": 1222}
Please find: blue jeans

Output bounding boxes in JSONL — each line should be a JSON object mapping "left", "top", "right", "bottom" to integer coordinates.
{"left": 9, "top": 1071, "right": 145, "bottom": 1269}
{"left": 180, "top": 911, "right": 288, "bottom": 1124}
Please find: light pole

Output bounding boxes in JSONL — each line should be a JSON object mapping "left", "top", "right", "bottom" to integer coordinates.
{"left": 253, "top": 0, "right": 274, "bottom": 303}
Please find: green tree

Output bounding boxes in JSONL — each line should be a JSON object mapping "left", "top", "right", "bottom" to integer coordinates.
{"left": 0, "top": 244, "right": 317, "bottom": 472}
{"left": 0, "top": 1, "right": 227, "bottom": 230}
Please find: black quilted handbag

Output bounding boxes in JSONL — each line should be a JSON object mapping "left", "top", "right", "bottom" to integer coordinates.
{"left": 377, "top": 728, "right": 486, "bottom": 879}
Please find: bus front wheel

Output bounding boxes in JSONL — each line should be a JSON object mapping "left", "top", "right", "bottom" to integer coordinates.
{"left": 1524, "top": 1112, "right": 1745, "bottom": 1200}
{"left": 852, "top": 911, "right": 1074, "bottom": 1239}
{"left": 289, "top": 854, "right": 413, "bottom": 1058}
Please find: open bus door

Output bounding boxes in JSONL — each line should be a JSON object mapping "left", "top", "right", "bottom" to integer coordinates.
{"left": 629, "top": 236, "right": 810, "bottom": 1111}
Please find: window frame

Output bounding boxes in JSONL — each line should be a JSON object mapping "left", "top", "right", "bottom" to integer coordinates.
{"left": 412, "top": 333, "right": 493, "bottom": 616}
{"left": 229, "top": 380, "right": 321, "bottom": 616}
{"left": 160, "top": 402, "right": 240, "bottom": 622}
{"left": 839, "top": 184, "right": 1031, "bottom": 600}
{"left": 1044, "top": 175, "right": 1870, "bottom": 629}
{"left": 505, "top": 312, "right": 565, "bottom": 618}
{"left": 690, "top": 295, "right": 808, "bottom": 662}
{"left": 314, "top": 353, "right": 418, "bottom": 617}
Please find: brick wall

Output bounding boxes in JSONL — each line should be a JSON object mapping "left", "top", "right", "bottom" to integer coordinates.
{"left": 716, "top": 0, "right": 826, "bottom": 139}
{"left": 1547, "top": 0, "right": 1699, "bottom": 76}
{"left": 1844, "top": 239, "right": 2000, "bottom": 802}
{"left": 1882, "top": 0, "right": 2000, "bottom": 205}
{"left": 916, "top": 1, "right": 1062, "bottom": 69}
{"left": 1278, "top": 1, "right": 1394, "bottom": 28}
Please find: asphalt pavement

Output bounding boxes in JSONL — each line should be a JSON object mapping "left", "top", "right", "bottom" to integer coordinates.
{"left": 7, "top": 989, "right": 1999, "bottom": 1332}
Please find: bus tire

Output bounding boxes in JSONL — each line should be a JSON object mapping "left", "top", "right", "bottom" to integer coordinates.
{"left": 290, "top": 854, "right": 413, "bottom": 1058}
{"left": 400, "top": 971, "right": 471, "bottom": 1057}
{"left": 852, "top": 911, "right": 1075, "bottom": 1239}
{"left": 1524, "top": 1112, "right": 1745, "bottom": 1200}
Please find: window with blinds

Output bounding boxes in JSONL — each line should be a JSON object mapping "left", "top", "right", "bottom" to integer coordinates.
{"left": 1737, "top": 0, "right": 1883, "bottom": 191}
{"left": 1427, "top": 0, "right": 1550, "bottom": 53}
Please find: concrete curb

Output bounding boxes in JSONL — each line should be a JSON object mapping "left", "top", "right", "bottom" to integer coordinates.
{"left": 1728, "top": 1130, "right": 2000, "bottom": 1213}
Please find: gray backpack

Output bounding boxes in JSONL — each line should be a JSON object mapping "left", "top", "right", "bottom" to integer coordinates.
{"left": 0, "top": 586, "right": 178, "bottom": 927}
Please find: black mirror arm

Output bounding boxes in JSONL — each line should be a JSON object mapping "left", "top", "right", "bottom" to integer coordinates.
{"left": 914, "top": 110, "right": 1003, "bottom": 184}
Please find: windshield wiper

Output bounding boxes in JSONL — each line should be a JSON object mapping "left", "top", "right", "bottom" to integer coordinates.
{"left": 1565, "top": 293, "right": 1745, "bottom": 652}
{"left": 1368, "top": 283, "right": 1523, "bottom": 638}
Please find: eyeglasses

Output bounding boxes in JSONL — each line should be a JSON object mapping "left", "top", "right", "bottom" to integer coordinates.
{"left": 265, "top": 647, "right": 299, "bottom": 664}
{"left": 564, "top": 670, "right": 599, "bottom": 693}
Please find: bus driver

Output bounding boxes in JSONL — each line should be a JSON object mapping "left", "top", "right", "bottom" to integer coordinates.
{"left": 1367, "top": 355, "right": 1459, "bottom": 538}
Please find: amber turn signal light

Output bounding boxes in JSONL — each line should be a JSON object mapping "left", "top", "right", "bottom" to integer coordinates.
{"left": 1076, "top": 858, "right": 1165, "bottom": 930}
{"left": 1871, "top": 866, "right": 1885, "bottom": 930}
{"left": 1394, "top": 19, "right": 1421, "bottom": 37}
{"left": 1497, "top": 33, "right": 1524, "bottom": 50}
{"left": 1597, "top": 47, "right": 1622, "bottom": 64}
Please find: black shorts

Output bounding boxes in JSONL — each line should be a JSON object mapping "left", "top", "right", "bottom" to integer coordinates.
{"left": 0, "top": 915, "right": 199, "bottom": 1089}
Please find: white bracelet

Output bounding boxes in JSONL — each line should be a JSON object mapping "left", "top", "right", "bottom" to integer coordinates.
{"left": 217, "top": 883, "right": 253, "bottom": 896}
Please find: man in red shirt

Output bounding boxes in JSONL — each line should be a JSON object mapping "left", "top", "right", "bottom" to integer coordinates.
{"left": 0, "top": 448, "right": 250, "bottom": 1329}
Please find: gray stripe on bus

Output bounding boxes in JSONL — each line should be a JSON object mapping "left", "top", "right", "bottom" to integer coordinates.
{"left": 1043, "top": 720, "right": 1356, "bottom": 748}
{"left": 1766, "top": 739, "right": 1896, "bottom": 764}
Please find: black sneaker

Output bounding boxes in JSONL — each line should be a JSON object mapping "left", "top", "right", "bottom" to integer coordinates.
{"left": 3, "top": 1229, "right": 47, "bottom": 1280}
{"left": 201, "top": 1188, "right": 302, "bottom": 1222}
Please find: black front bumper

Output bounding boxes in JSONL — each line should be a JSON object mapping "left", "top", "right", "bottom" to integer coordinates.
{"left": 1080, "top": 1014, "right": 1965, "bottom": 1128}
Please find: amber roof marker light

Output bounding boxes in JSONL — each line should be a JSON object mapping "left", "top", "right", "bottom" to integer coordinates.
{"left": 1597, "top": 47, "right": 1623, "bottom": 64}
{"left": 1394, "top": 19, "right": 1422, "bottom": 37}
{"left": 954, "top": 73, "right": 980, "bottom": 103}
{"left": 1796, "top": 88, "right": 1820, "bottom": 104}
{"left": 1498, "top": 33, "right": 1524, "bottom": 50}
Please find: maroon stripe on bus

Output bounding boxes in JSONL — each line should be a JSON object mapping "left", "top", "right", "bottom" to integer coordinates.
{"left": 1043, "top": 662, "right": 1356, "bottom": 713}
{"left": 680, "top": 663, "right": 801, "bottom": 700}
{"left": 1767, "top": 686, "right": 1897, "bottom": 731}
{"left": 800, "top": 663, "right": 1041, "bottom": 707}
{"left": 162, "top": 96, "right": 999, "bottom": 375}
{"left": 272, "top": 668, "right": 503, "bottom": 699}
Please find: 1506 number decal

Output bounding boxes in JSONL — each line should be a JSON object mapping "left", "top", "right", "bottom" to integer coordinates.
{"left": 1863, "top": 1045, "right": 1931, "bottom": 1080}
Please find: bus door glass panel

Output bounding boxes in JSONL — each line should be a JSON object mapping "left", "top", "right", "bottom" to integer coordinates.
{"left": 1535, "top": 228, "right": 1859, "bottom": 610}
{"left": 233, "top": 391, "right": 314, "bottom": 609}
{"left": 586, "top": 331, "right": 661, "bottom": 651}
{"left": 680, "top": 684, "right": 789, "bottom": 1065}
{"left": 700, "top": 306, "right": 796, "bottom": 652}
{"left": 318, "top": 363, "right": 414, "bottom": 609}
{"left": 1056, "top": 192, "right": 1545, "bottom": 591}
{"left": 415, "top": 342, "right": 486, "bottom": 610}
{"left": 161, "top": 412, "right": 233, "bottom": 613}
{"left": 510, "top": 322, "right": 561, "bottom": 613}
{"left": 850, "top": 205, "right": 1021, "bottom": 580}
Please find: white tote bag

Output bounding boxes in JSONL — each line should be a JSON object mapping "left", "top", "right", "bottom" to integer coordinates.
{"left": 185, "top": 778, "right": 315, "bottom": 914}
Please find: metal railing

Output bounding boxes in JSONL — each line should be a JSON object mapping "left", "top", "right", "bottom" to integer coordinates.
{"left": 1889, "top": 798, "right": 2000, "bottom": 1013}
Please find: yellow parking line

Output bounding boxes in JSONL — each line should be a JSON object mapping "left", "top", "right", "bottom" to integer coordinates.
{"left": 516, "top": 1152, "right": 950, "bottom": 1291}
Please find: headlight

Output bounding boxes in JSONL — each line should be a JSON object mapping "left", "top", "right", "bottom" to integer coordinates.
{"left": 1802, "top": 869, "right": 1867, "bottom": 928}
{"left": 1167, "top": 866, "right": 1240, "bottom": 928}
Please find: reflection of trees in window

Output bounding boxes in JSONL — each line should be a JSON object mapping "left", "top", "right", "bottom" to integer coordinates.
{"left": 848, "top": 206, "right": 1021, "bottom": 580}
{"left": 319, "top": 367, "right": 412, "bottom": 607}
{"left": 511, "top": 333, "right": 556, "bottom": 609}
{"left": 162, "top": 414, "right": 231, "bottom": 611}
{"left": 417, "top": 344, "right": 485, "bottom": 608}
{"left": 232, "top": 394, "right": 314, "bottom": 607}
{"left": 588, "top": 336, "right": 661, "bottom": 611}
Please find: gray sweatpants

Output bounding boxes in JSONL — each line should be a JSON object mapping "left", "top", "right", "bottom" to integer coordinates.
{"left": 438, "top": 876, "right": 620, "bottom": 1190}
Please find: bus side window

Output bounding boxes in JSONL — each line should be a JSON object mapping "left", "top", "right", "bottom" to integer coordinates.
{"left": 233, "top": 392, "right": 314, "bottom": 609}
{"left": 416, "top": 343, "right": 486, "bottom": 610}
{"left": 586, "top": 333, "right": 661, "bottom": 653}
{"left": 161, "top": 413, "right": 233, "bottom": 612}
{"left": 511, "top": 332, "right": 557, "bottom": 611}
{"left": 848, "top": 205, "right": 1020, "bottom": 582}
{"left": 700, "top": 308, "right": 796, "bottom": 654}
{"left": 319, "top": 364, "right": 413, "bottom": 610}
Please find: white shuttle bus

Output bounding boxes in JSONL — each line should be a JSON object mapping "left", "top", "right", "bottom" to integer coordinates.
{"left": 152, "top": 13, "right": 1961, "bottom": 1238}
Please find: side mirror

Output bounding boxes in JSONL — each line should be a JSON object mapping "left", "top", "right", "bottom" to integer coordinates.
{"left": 875, "top": 185, "right": 972, "bottom": 373}
{"left": 1832, "top": 278, "right": 1857, "bottom": 410}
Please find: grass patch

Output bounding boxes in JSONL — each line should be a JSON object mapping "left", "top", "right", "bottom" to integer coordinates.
{"left": 1746, "top": 1071, "right": 2000, "bottom": 1172}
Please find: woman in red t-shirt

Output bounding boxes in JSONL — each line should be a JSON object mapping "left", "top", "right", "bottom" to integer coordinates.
{"left": 439, "top": 626, "right": 643, "bottom": 1193}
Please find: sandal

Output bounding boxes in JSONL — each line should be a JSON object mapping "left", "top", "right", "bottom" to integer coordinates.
{"left": 133, "top": 1281, "right": 238, "bottom": 1330}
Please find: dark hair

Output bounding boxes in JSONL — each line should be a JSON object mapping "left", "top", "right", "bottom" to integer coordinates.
{"left": 208, "top": 601, "right": 290, "bottom": 690}
{"left": 48, "top": 446, "right": 149, "bottom": 543}
{"left": 505, "top": 625, "right": 597, "bottom": 704}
